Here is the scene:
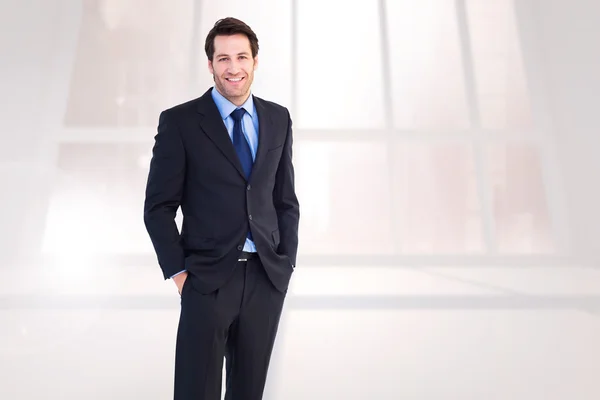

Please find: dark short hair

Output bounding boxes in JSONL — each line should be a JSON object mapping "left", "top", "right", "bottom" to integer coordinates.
{"left": 205, "top": 17, "right": 259, "bottom": 61}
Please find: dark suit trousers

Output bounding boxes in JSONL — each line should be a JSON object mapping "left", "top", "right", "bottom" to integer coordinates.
{"left": 174, "top": 256, "right": 286, "bottom": 400}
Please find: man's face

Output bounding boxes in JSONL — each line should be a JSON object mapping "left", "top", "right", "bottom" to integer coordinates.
{"left": 208, "top": 34, "right": 257, "bottom": 106}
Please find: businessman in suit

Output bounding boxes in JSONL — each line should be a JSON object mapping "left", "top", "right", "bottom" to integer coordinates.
{"left": 143, "top": 17, "right": 299, "bottom": 400}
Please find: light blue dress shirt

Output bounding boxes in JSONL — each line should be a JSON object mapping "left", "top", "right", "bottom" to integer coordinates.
{"left": 171, "top": 88, "right": 258, "bottom": 279}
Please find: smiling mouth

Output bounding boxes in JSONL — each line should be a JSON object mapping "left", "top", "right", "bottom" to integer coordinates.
{"left": 226, "top": 77, "right": 244, "bottom": 83}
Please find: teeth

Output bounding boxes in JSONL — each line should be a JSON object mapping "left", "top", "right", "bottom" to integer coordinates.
{"left": 228, "top": 78, "right": 242, "bottom": 82}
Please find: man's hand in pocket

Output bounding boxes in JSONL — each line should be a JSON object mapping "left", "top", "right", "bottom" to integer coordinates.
{"left": 173, "top": 272, "right": 189, "bottom": 295}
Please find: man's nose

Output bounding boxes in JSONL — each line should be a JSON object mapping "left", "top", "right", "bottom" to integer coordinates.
{"left": 228, "top": 60, "right": 241, "bottom": 74}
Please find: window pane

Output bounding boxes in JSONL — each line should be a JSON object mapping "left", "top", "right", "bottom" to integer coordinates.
{"left": 63, "top": 0, "right": 194, "bottom": 128}
{"left": 467, "top": 0, "right": 533, "bottom": 129}
{"left": 42, "top": 143, "right": 154, "bottom": 255}
{"left": 385, "top": 0, "right": 471, "bottom": 130}
{"left": 197, "top": 0, "right": 293, "bottom": 107}
{"left": 296, "top": 0, "right": 387, "bottom": 129}
{"left": 391, "top": 143, "right": 484, "bottom": 253}
{"left": 487, "top": 144, "right": 554, "bottom": 253}
{"left": 295, "top": 140, "right": 395, "bottom": 254}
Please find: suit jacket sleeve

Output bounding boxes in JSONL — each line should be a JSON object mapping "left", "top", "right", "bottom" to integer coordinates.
{"left": 143, "top": 110, "right": 186, "bottom": 279}
{"left": 273, "top": 109, "right": 300, "bottom": 266}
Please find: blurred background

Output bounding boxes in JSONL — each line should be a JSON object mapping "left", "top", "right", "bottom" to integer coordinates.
{"left": 1, "top": 0, "right": 600, "bottom": 399}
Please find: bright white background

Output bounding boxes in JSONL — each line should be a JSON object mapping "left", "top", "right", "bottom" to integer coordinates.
{"left": 1, "top": 0, "right": 600, "bottom": 399}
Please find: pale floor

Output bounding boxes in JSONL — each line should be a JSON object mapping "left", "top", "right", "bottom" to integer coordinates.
{"left": 2, "top": 265, "right": 600, "bottom": 400}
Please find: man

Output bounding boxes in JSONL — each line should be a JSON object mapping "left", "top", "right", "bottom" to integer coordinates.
{"left": 143, "top": 17, "right": 299, "bottom": 400}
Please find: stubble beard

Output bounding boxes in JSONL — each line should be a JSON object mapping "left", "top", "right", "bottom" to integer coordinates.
{"left": 215, "top": 74, "right": 253, "bottom": 105}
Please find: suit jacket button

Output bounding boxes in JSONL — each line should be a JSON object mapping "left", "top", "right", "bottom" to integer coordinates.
{"left": 247, "top": 184, "right": 251, "bottom": 191}
{"left": 237, "top": 245, "right": 243, "bottom": 250}
{"left": 248, "top": 215, "right": 253, "bottom": 220}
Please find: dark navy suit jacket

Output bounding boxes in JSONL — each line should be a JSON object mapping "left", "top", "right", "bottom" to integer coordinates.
{"left": 143, "top": 88, "right": 299, "bottom": 294}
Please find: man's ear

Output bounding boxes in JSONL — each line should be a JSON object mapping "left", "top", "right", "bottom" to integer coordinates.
{"left": 208, "top": 59, "right": 214, "bottom": 74}
{"left": 253, "top": 56, "right": 258, "bottom": 71}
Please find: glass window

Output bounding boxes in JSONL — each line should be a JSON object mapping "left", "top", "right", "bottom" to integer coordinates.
{"left": 294, "top": 139, "right": 395, "bottom": 254}
{"left": 63, "top": 0, "right": 195, "bottom": 128}
{"left": 385, "top": 0, "right": 471, "bottom": 130}
{"left": 486, "top": 144, "right": 554, "bottom": 253}
{"left": 467, "top": 0, "right": 534, "bottom": 129}
{"left": 391, "top": 143, "right": 484, "bottom": 253}
{"left": 48, "top": 0, "right": 554, "bottom": 263}
{"left": 42, "top": 142, "right": 154, "bottom": 255}
{"left": 296, "top": 0, "right": 387, "bottom": 129}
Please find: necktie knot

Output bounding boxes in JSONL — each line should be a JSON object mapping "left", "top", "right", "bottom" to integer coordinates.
{"left": 231, "top": 108, "right": 245, "bottom": 122}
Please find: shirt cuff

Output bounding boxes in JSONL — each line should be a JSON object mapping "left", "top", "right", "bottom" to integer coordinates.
{"left": 170, "top": 269, "right": 187, "bottom": 279}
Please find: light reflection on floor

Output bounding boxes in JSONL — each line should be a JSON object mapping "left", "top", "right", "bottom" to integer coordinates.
{"left": 2, "top": 264, "right": 600, "bottom": 399}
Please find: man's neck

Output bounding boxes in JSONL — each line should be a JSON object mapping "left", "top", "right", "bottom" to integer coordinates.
{"left": 215, "top": 87, "right": 251, "bottom": 107}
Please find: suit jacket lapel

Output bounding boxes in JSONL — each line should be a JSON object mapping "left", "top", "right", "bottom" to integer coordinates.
{"left": 251, "top": 96, "right": 274, "bottom": 182}
{"left": 196, "top": 89, "right": 246, "bottom": 179}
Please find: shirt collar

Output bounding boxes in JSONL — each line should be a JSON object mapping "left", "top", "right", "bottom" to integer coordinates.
{"left": 211, "top": 87, "right": 255, "bottom": 120}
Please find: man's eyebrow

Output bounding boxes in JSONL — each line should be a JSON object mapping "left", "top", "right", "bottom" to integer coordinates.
{"left": 215, "top": 52, "right": 250, "bottom": 58}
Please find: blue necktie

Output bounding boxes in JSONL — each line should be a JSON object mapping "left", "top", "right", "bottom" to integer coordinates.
{"left": 230, "top": 108, "right": 253, "bottom": 241}
{"left": 230, "top": 108, "right": 253, "bottom": 179}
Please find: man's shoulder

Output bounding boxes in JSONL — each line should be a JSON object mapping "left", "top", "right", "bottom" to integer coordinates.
{"left": 159, "top": 88, "right": 214, "bottom": 120}
{"left": 253, "top": 95, "right": 290, "bottom": 117}
{"left": 160, "top": 96, "right": 202, "bottom": 119}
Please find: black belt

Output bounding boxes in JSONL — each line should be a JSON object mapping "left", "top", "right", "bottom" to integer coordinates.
{"left": 238, "top": 251, "right": 257, "bottom": 261}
